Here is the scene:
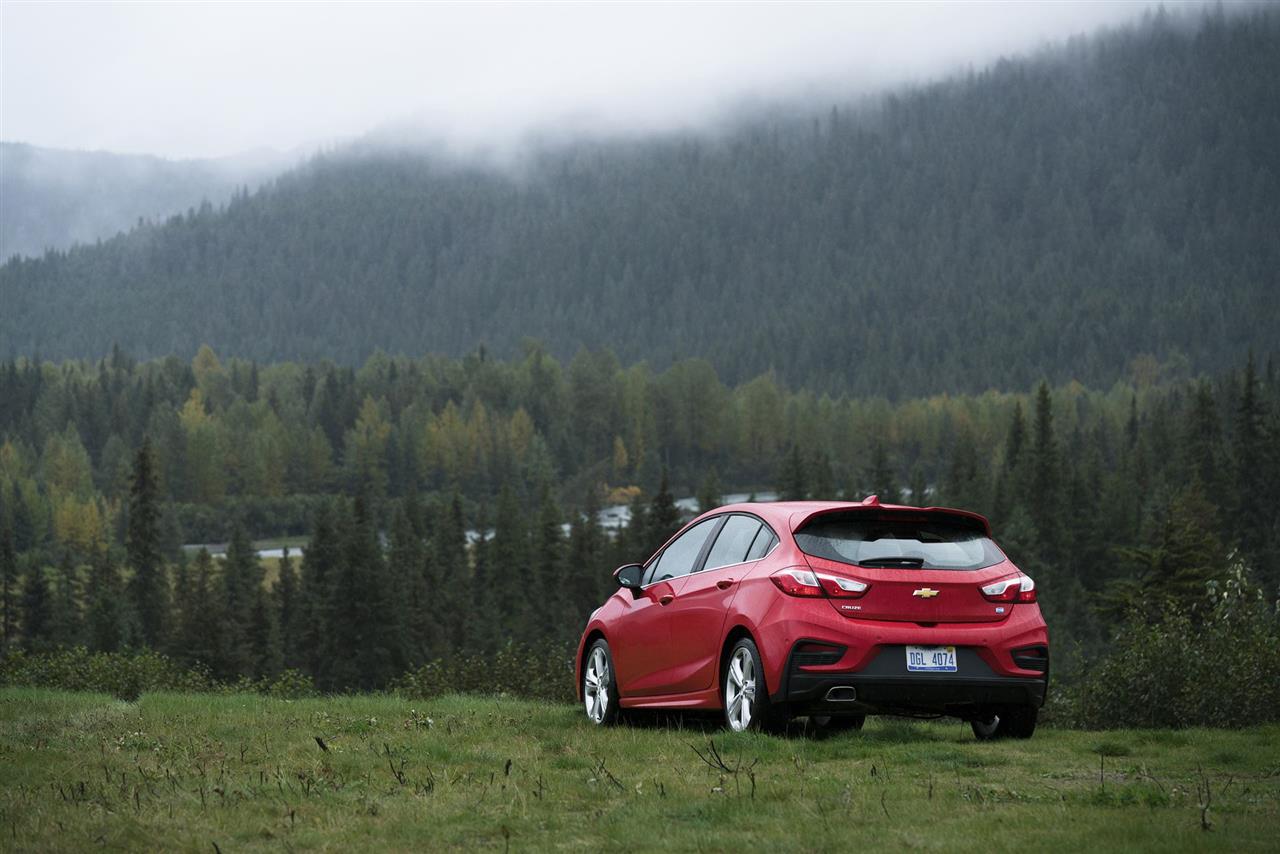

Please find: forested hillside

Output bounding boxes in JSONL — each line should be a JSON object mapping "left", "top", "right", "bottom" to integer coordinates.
{"left": 0, "top": 345, "right": 1277, "bottom": 691}
{"left": 3, "top": 9, "right": 1277, "bottom": 396}
{"left": 0, "top": 143, "right": 288, "bottom": 259}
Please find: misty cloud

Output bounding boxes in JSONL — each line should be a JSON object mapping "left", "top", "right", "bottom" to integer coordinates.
{"left": 2, "top": 2, "right": 1175, "bottom": 160}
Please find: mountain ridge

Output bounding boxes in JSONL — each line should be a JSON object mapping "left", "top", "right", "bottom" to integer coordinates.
{"left": 2, "top": 8, "right": 1277, "bottom": 397}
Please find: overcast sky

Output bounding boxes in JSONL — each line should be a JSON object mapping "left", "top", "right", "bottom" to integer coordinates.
{"left": 2, "top": 1, "right": 1173, "bottom": 161}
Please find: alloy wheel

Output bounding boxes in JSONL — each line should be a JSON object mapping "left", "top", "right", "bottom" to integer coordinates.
{"left": 584, "top": 647, "right": 611, "bottom": 724}
{"left": 725, "top": 647, "right": 757, "bottom": 732}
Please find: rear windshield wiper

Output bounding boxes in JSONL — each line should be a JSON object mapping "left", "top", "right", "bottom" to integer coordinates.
{"left": 858, "top": 557, "right": 926, "bottom": 568}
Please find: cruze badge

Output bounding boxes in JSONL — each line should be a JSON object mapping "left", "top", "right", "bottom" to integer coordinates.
{"left": 913, "top": 588, "right": 940, "bottom": 598}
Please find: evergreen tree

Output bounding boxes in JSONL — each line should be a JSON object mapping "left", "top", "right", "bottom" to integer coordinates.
{"left": 274, "top": 546, "right": 302, "bottom": 669}
{"left": 219, "top": 522, "right": 263, "bottom": 677}
{"left": 323, "top": 496, "right": 397, "bottom": 690}
{"left": 648, "top": 468, "right": 681, "bottom": 549}
{"left": 696, "top": 468, "right": 722, "bottom": 513}
{"left": 778, "top": 445, "right": 808, "bottom": 501}
{"left": 866, "top": 441, "right": 900, "bottom": 504}
{"left": 490, "top": 485, "right": 531, "bottom": 642}
{"left": 0, "top": 517, "right": 15, "bottom": 648}
{"left": 1232, "top": 353, "right": 1271, "bottom": 573}
{"left": 530, "top": 483, "right": 566, "bottom": 643}
{"left": 1183, "top": 380, "right": 1223, "bottom": 499}
{"left": 125, "top": 437, "right": 167, "bottom": 646}
{"left": 49, "top": 550, "right": 81, "bottom": 648}
{"left": 299, "top": 504, "right": 341, "bottom": 677}
{"left": 85, "top": 547, "right": 126, "bottom": 653}
{"left": 248, "top": 585, "right": 282, "bottom": 680}
{"left": 20, "top": 562, "right": 52, "bottom": 651}
{"left": 1028, "top": 382, "right": 1062, "bottom": 560}
{"left": 180, "top": 549, "right": 222, "bottom": 668}
{"left": 811, "top": 451, "right": 836, "bottom": 501}
{"left": 568, "top": 486, "right": 608, "bottom": 618}
{"left": 432, "top": 492, "right": 468, "bottom": 653}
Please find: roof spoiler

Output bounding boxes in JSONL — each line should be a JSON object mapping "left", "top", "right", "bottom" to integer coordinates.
{"left": 790, "top": 496, "right": 993, "bottom": 537}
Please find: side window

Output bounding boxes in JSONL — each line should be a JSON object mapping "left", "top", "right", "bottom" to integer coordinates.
{"left": 745, "top": 526, "right": 779, "bottom": 561}
{"left": 644, "top": 519, "right": 718, "bottom": 585}
{"left": 702, "top": 515, "right": 763, "bottom": 571}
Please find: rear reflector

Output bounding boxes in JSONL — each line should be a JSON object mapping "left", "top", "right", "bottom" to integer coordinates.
{"left": 1013, "top": 645, "right": 1049, "bottom": 672}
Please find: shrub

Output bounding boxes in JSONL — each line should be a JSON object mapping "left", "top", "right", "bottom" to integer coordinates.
{"left": 1064, "top": 563, "right": 1280, "bottom": 728}
{"left": 391, "top": 642, "right": 575, "bottom": 703}
{"left": 0, "top": 647, "right": 213, "bottom": 700}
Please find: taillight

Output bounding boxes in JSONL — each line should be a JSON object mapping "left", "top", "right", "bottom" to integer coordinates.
{"left": 770, "top": 567, "right": 825, "bottom": 597}
{"left": 817, "top": 573, "right": 870, "bottom": 599}
{"left": 980, "top": 574, "right": 1037, "bottom": 603}
{"left": 771, "top": 567, "right": 870, "bottom": 599}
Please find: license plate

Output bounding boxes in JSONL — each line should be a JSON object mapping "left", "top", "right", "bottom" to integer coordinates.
{"left": 906, "top": 645, "right": 957, "bottom": 672}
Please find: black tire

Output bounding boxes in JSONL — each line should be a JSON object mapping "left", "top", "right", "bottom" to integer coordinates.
{"left": 582, "top": 639, "right": 620, "bottom": 726}
{"left": 722, "top": 637, "right": 786, "bottom": 733}
{"left": 971, "top": 704, "right": 1037, "bottom": 740}
{"left": 811, "top": 714, "right": 866, "bottom": 734}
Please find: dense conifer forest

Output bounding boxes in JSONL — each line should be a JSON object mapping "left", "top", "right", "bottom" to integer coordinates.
{"left": 3, "top": 9, "right": 1278, "bottom": 396}
{"left": 0, "top": 345, "right": 1276, "bottom": 694}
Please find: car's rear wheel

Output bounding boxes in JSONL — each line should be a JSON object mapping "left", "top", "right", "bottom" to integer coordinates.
{"left": 811, "top": 714, "right": 866, "bottom": 733}
{"left": 723, "top": 638, "right": 784, "bottom": 733}
{"left": 583, "top": 640, "right": 619, "bottom": 726}
{"left": 971, "top": 704, "right": 1037, "bottom": 740}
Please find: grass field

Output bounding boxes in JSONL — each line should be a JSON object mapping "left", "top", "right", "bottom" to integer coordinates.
{"left": 2, "top": 689, "right": 1277, "bottom": 852}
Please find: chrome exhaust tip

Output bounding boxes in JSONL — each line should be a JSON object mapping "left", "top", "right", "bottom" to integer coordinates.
{"left": 825, "top": 686, "right": 858, "bottom": 702}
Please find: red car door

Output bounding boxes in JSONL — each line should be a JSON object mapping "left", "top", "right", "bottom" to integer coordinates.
{"left": 611, "top": 518, "right": 719, "bottom": 697}
{"left": 660, "top": 514, "right": 765, "bottom": 694}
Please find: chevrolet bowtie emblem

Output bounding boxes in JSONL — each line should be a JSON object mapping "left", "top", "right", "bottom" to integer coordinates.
{"left": 913, "top": 588, "right": 940, "bottom": 598}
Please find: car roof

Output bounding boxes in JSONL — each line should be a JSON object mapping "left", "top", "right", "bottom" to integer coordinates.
{"left": 701, "top": 497, "right": 993, "bottom": 537}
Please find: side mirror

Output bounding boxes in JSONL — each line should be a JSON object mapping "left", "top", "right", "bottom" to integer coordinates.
{"left": 615, "top": 563, "right": 644, "bottom": 591}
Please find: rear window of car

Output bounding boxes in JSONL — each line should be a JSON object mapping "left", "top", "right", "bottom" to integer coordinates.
{"left": 794, "top": 514, "right": 1005, "bottom": 571}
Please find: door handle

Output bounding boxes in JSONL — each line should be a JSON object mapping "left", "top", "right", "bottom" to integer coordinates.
{"left": 716, "top": 579, "right": 736, "bottom": 590}
{"left": 659, "top": 594, "right": 674, "bottom": 606}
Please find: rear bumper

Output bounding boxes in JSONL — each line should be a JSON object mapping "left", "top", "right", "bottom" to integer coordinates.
{"left": 779, "top": 643, "right": 1047, "bottom": 716}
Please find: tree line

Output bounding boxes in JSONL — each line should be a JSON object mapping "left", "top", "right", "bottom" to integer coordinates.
{"left": 3, "top": 8, "right": 1278, "bottom": 397}
{"left": 0, "top": 345, "right": 1277, "bottom": 688}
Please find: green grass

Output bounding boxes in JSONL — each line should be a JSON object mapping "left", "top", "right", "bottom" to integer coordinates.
{"left": 2, "top": 689, "right": 1277, "bottom": 852}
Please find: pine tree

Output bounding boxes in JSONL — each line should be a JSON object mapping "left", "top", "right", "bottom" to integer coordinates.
{"left": 181, "top": 549, "right": 222, "bottom": 669}
{"left": 0, "top": 517, "right": 16, "bottom": 648}
{"left": 49, "top": 550, "right": 81, "bottom": 648}
{"left": 388, "top": 507, "right": 433, "bottom": 666}
{"left": 299, "top": 504, "right": 341, "bottom": 677}
{"left": 866, "top": 441, "right": 900, "bottom": 504}
{"left": 20, "top": 563, "right": 52, "bottom": 651}
{"left": 811, "top": 451, "right": 835, "bottom": 501}
{"left": 274, "top": 546, "right": 301, "bottom": 669}
{"left": 432, "top": 492, "right": 468, "bottom": 653}
{"left": 568, "top": 486, "right": 608, "bottom": 619}
{"left": 1232, "top": 353, "right": 1270, "bottom": 568}
{"left": 468, "top": 503, "right": 494, "bottom": 651}
{"left": 1028, "top": 382, "right": 1062, "bottom": 560}
{"left": 85, "top": 547, "right": 126, "bottom": 652}
{"left": 696, "top": 468, "right": 722, "bottom": 513}
{"left": 125, "top": 437, "right": 167, "bottom": 647}
{"left": 490, "top": 485, "right": 531, "bottom": 643}
{"left": 648, "top": 469, "right": 681, "bottom": 549}
{"left": 248, "top": 585, "right": 282, "bottom": 680}
{"left": 219, "top": 522, "right": 263, "bottom": 677}
{"left": 1183, "top": 380, "right": 1223, "bottom": 499}
{"left": 778, "top": 445, "right": 808, "bottom": 501}
{"left": 530, "top": 483, "right": 566, "bottom": 643}
{"left": 324, "top": 496, "right": 396, "bottom": 690}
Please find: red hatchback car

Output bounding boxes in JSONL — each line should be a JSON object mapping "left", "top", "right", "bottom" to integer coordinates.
{"left": 576, "top": 497, "right": 1048, "bottom": 739}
